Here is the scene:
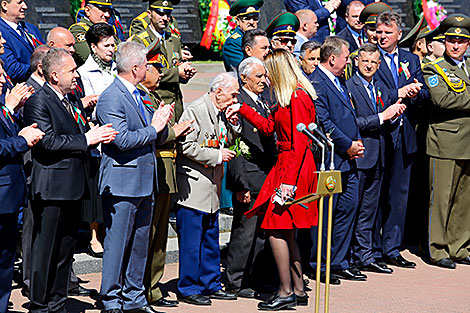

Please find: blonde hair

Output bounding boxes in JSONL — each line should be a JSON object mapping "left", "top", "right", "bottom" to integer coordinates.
{"left": 264, "top": 49, "right": 317, "bottom": 107}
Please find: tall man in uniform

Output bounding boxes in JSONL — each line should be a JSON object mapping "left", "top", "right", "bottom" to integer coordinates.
{"left": 0, "top": 0, "right": 44, "bottom": 83}
{"left": 422, "top": 14, "right": 470, "bottom": 269}
{"left": 222, "top": 0, "right": 264, "bottom": 71}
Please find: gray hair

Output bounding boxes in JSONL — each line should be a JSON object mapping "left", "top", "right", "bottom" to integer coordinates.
{"left": 376, "top": 12, "right": 402, "bottom": 31}
{"left": 42, "top": 48, "right": 71, "bottom": 83}
{"left": 116, "top": 41, "right": 147, "bottom": 74}
{"left": 320, "top": 36, "right": 349, "bottom": 63}
{"left": 238, "top": 57, "right": 264, "bottom": 78}
{"left": 300, "top": 40, "right": 321, "bottom": 58}
{"left": 30, "top": 45, "right": 51, "bottom": 72}
{"left": 209, "top": 72, "right": 238, "bottom": 92}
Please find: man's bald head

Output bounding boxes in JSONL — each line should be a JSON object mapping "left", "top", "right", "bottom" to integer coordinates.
{"left": 47, "top": 27, "right": 76, "bottom": 54}
{"left": 295, "top": 9, "right": 318, "bottom": 39}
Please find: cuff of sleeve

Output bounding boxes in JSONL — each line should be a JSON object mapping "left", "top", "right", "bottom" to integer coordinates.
{"left": 217, "top": 150, "right": 222, "bottom": 165}
{"left": 378, "top": 113, "right": 384, "bottom": 125}
{"left": 84, "top": 133, "right": 90, "bottom": 146}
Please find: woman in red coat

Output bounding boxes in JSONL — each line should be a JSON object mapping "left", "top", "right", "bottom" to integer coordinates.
{"left": 227, "top": 49, "right": 318, "bottom": 310}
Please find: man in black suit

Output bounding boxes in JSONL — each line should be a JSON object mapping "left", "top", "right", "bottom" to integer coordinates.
{"left": 337, "top": 1, "right": 365, "bottom": 52}
{"left": 226, "top": 57, "right": 276, "bottom": 297}
{"left": 346, "top": 43, "right": 405, "bottom": 274}
{"left": 23, "top": 48, "right": 118, "bottom": 313}
{"left": 25, "top": 45, "right": 50, "bottom": 90}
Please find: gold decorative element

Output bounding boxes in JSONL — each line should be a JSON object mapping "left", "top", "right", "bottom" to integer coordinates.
{"left": 325, "top": 176, "right": 337, "bottom": 192}
{"left": 287, "top": 25, "right": 293, "bottom": 31}
{"left": 456, "top": 17, "right": 464, "bottom": 22}
{"left": 247, "top": 6, "right": 256, "bottom": 13}
{"left": 456, "top": 28, "right": 462, "bottom": 34}
{"left": 162, "top": 0, "right": 168, "bottom": 6}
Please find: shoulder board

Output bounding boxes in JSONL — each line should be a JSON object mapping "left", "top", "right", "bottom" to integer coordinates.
{"left": 136, "top": 11, "right": 148, "bottom": 20}
{"left": 431, "top": 57, "right": 444, "bottom": 65}
{"left": 349, "top": 50, "right": 358, "bottom": 57}
{"left": 136, "top": 31, "right": 150, "bottom": 39}
{"left": 230, "top": 32, "right": 242, "bottom": 40}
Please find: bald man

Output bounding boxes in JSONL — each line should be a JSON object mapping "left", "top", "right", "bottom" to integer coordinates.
{"left": 294, "top": 9, "right": 318, "bottom": 57}
{"left": 337, "top": 1, "right": 365, "bottom": 52}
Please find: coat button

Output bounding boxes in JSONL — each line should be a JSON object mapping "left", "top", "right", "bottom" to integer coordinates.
{"left": 253, "top": 128, "right": 257, "bottom": 132}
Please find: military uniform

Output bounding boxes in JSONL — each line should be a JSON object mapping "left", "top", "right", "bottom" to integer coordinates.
{"left": 130, "top": 10, "right": 181, "bottom": 39}
{"left": 422, "top": 14, "right": 470, "bottom": 267}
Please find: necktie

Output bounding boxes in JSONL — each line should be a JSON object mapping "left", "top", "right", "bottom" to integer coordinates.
{"left": 334, "top": 77, "right": 348, "bottom": 102}
{"left": 386, "top": 53, "right": 399, "bottom": 88}
{"left": 133, "top": 89, "right": 148, "bottom": 126}
{"left": 460, "top": 62, "right": 469, "bottom": 78}
{"left": 17, "top": 23, "right": 33, "bottom": 48}
{"left": 62, "top": 97, "right": 74, "bottom": 117}
{"left": 367, "top": 83, "right": 377, "bottom": 113}
{"left": 256, "top": 97, "right": 270, "bottom": 116}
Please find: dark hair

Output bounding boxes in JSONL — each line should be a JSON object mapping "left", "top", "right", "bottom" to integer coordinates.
{"left": 30, "top": 45, "right": 51, "bottom": 72}
{"left": 376, "top": 12, "right": 402, "bottom": 31}
{"left": 358, "top": 42, "right": 379, "bottom": 55}
{"left": 85, "top": 22, "right": 115, "bottom": 48}
{"left": 320, "top": 36, "right": 349, "bottom": 63}
{"left": 300, "top": 40, "right": 321, "bottom": 58}
{"left": 42, "top": 48, "right": 71, "bottom": 83}
{"left": 242, "top": 29, "right": 267, "bottom": 55}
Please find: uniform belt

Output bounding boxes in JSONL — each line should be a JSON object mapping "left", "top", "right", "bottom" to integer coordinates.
{"left": 155, "top": 149, "right": 177, "bottom": 158}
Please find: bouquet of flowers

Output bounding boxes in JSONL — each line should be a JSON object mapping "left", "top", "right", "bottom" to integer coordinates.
{"left": 229, "top": 137, "right": 252, "bottom": 160}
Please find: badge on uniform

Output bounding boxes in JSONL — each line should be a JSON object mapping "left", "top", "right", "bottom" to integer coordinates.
{"left": 428, "top": 74, "right": 439, "bottom": 87}
{"left": 76, "top": 32, "right": 86, "bottom": 42}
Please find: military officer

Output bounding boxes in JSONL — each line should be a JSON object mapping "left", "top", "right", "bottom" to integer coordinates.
{"left": 131, "top": 0, "right": 196, "bottom": 122}
{"left": 222, "top": 0, "right": 264, "bottom": 71}
{"left": 265, "top": 12, "right": 300, "bottom": 55}
{"left": 399, "top": 16, "right": 430, "bottom": 62}
{"left": 68, "top": 0, "right": 121, "bottom": 67}
{"left": 422, "top": 14, "right": 470, "bottom": 269}
{"left": 422, "top": 28, "right": 445, "bottom": 65}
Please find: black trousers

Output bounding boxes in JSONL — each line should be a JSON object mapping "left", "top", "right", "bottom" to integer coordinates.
{"left": 0, "top": 212, "right": 19, "bottom": 313}
{"left": 29, "top": 200, "right": 80, "bottom": 313}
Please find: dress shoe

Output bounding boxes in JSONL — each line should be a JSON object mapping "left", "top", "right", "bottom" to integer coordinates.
{"left": 124, "top": 305, "right": 163, "bottom": 313}
{"left": 180, "top": 294, "right": 212, "bottom": 305}
{"left": 332, "top": 269, "right": 367, "bottom": 281}
{"left": 88, "top": 244, "right": 104, "bottom": 258}
{"left": 308, "top": 272, "right": 341, "bottom": 285}
{"left": 258, "top": 293, "right": 296, "bottom": 311}
{"left": 296, "top": 294, "right": 308, "bottom": 306}
{"left": 209, "top": 289, "right": 237, "bottom": 300}
{"left": 237, "top": 288, "right": 256, "bottom": 298}
{"left": 361, "top": 262, "right": 394, "bottom": 274}
{"left": 102, "top": 309, "right": 123, "bottom": 313}
{"left": 455, "top": 256, "right": 470, "bottom": 265}
{"left": 384, "top": 255, "right": 416, "bottom": 268}
{"left": 433, "top": 258, "right": 456, "bottom": 269}
{"left": 151, "top": 297, "right": 179, "bottom": 307}
{"left": 349, "top": 267, "right": 368, "bottom": 279}
{"left": 69, "top": 285, "right": 98, "bottom": 296}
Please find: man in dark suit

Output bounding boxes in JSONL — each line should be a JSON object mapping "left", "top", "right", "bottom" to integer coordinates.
{"left": 373, "top": 12, "right": 429, "bottom": 268}
{"left": 25, "top": 45, "right": 49, "bottom": 90}
{"left": 23, "top": 48, "right": 118, "bottom": 313}
{"left": 0, "top": 60, "right": 43, "bottom": 313}
{"left": 226, "top": 57, "right": 276, "bottom": 298}
{"left": 0, "top": 0, "right": 44, "bottom": 83}
{"left": 346, "top": 43, "right": 405, "bottom": 274}
{"left": 311, "top": 36, "right": 366, "bottom": 284}
{"left": 96, "top": 41, "right": 173, "bottom": 313}
{"left": 337, "top": 1, "right": 365, "bottom": 53}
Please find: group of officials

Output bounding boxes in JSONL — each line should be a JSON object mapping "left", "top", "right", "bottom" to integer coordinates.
{"left": 2, "top": 0, "right": 470, "bottom": 312}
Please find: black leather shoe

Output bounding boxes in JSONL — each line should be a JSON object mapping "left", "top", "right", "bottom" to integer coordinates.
{"left": 180, "top": 294, "right": 212, "bottom": 305}
{"left": 296, "top": 294, "right": 308, "bottom": 306}
{"left": 455, "top": 256, "right": 470, "bottom": 265}
{"left": 151, "top": 297, "right": 179, "bottom": 307}
{"left": 384, "top": 255, "right": 416, "bottom": 268}
{"left": 349, "top": 267, "right": 368, "bottom": 279}
{"left": 308, "top": 272, "right": 341, "bottom": 285}
{"left": 258, "top": 293, "right": 296, "bottom": 311}
{"left": 237, "top": 288, "right": 256, "bottom": 298}
{"left": 332, "top": 269, "right": 367, "bottom": 281}
{"left": 124, "top": 305, "right": 163, "bottom": 313}
{"left": 102, "top": 309, "right": 123, "bottom": 313}
{"left": 209, "top": 289, "right": 237, "bottom": 300}
{"left": 69, "top": 285, "right": 98, "bottom": 296}
{"left": 361, "top": 262, "right": 394, "bottom": 274}
{"left": 433, "top": 258, "right": 456, "bottom": 269}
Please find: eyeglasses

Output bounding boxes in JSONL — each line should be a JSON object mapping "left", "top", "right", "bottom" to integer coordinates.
{"left": 240, "top": 15, "right": 260, "bottom": 22}
{"left": 153, "top": 9, "right": 172, "bottom": 17}
{"left": 275, "top": 37, "right": 297, "bottom": 45}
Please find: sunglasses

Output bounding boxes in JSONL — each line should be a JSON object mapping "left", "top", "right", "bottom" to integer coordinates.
{"left": 154, "top": 9, "right": 172, "bottom": 17}
{"left": 240, "top": 15, "right": 260, "bottom": 22}
{"left": 275, "top": 37, "right": 297, "bottom": 45}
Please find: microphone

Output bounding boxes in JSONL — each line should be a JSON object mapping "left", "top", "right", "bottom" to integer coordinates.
{"left": 297, "top": 123, "right": 326, "bottom": 171}
{"left": 296, "top": 123, "right": 317, "bottom": 141}
{"left": 308, "top": 123, "right": 331, "bottom": 145}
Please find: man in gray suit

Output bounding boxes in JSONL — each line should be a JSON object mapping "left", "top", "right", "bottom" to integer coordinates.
{"left": 174, "top": 72, "right": 239, "bottom": 306}
{"left": 96, "top": 41, "right": 174, "bottom": 313}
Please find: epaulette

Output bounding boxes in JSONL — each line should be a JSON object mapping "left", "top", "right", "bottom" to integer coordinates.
{"left": 230, "top": 32, "right": 242, "bottom": 40}
{"left": 135, "top": 11, "right": 148, "bottom": 21}
{"left": 349, "top": 50, "right": 358, "bottom": 57}
{"left": 69, "top": 22, "right": 87, "bottom": 29}
{"left": 431, "top": 57, "right": 444, "bottom": 64}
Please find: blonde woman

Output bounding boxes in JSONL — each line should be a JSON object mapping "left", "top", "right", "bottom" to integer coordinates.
{"left": 227, "top": 49, "right": 318, "bottom": 310}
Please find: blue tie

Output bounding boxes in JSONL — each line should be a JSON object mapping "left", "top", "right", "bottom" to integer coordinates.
{"left": 334, "top": 77, "right": 348, "bottom": 102}
{"left": 17, "top": 23, "right": 32, "bottom": 47}
{"left": 132, "top": 89, "right": 148, "bottom": 126}
{"left": 386, "top": 53, "right": 399, "bottom": 88}
{"left": 367, "top": 83, "right": 377, "bottom": 112}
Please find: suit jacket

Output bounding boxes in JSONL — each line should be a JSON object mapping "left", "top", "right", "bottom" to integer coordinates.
{"left": 422, "top": 54, "right": 470, "bottom": 160}
{"left": 96, "top": 77, "right": 168, "bottom": 198}
{"left": 0, "top": 106, "right": 28, "bottom": 213}
{"left": 0, "top": 19, "right": 44, "bottom": 83}
{"left": 174, "top": 93, "right": 236, "bottom": 214}
{"left": 337, "top": 27, "right": 359, "bottom": 53}
{"left": 25, "top": 75, "right": 43, "bottom": 91}
{"left": 375, "top": 48, "right": 430, "bottom": 155}
{"left": 23, "top": 85, "right": 90, "bottom": 201}
{"left": 312, "top": 66, "right": 360, "bottom": 172}
{"left": 346, "top": 73, "right": 392, "bottom": 169}
{"left": 226, "top": 88, "right": 276, "bottom": 197}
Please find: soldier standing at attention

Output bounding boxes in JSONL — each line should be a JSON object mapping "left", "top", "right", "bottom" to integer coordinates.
{"left": 422, "top": 14, "right": 470, "bottom": 269}
{"left": 69, "top": 0, "right": 121, "bottom": 67}
{"left": 131, "top": 0, "right": 196, "bottom": 122}
{"left": 222, "top": 0, "right": 264, "bottom": 71}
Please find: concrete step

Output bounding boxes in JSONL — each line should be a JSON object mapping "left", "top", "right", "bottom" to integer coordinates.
{"left": 73, "top": 213, "right": 233, "bottom": 275}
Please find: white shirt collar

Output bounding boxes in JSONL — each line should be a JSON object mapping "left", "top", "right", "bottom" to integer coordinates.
{"left": 318, "top": 64, "right": 339, "bottom": 84}
{"left": 450, "top": 56, "right": 466, "bottom": 67}
{"left": 117, "top": 75, "right": 138, "bottom": 96}
{"left": 1, "top": 17, "right": 18, "bottom": 30}
{"left": 149, "top": 24, "right": 165, "bottom": 41}
{"left": 30, "top": 73, "right": 45, "bottom": 87}
{"left": 295, "top": 32, "right": 308, "bottom": 42}
{"left": 242, "top": 86, "right": 260, "bottom": 103}
{"left": 46, "top": 83, "right": 65, "bottom": 101}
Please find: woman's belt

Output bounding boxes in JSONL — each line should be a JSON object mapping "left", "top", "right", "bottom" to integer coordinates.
{"left": 277, "top": 141, "right": 292, "bottom": 151}
{"left": 155, "top": 149, "right": 177, "bottom": 158}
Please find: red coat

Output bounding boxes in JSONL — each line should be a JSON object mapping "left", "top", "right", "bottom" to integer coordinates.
{"left": 239, "top": 87, "right": 318, "bottom": 229}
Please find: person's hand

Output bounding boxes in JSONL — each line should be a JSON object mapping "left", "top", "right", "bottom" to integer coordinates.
{"left": 5, "top": 83, "right": 35, "bottom": 112}
{"left": 280, "top": 183, "right": 295, "bottom": 202}
{"left": 346, "top": 140, "right": 365, "bottom": 159}
{"left": 226, "top": 103, "right": 241, "bottom": 120}
{"left": 221, "top": 148, "right": 236, "bottom": 162}
{"left": 236, "top": 190, "right": 251, "bottom": 203}
{"left": 382, "top": 98, "right": 407, "bottom": 121}
{"left": 181, "top": 47, "right": 193, "bottom": 61}
{"left": 172, "top": 119, "right": 194, "bottom": 138}
{"left": 151, "top": 102, "right": 174, "bottom": 133}
{"left": 185, "top": 66, "right": 197, "bottom": 80}
{"left": 398, "top": 79, "right": 422, "bottom": 98}
{"left": 228, "top": 112, "right": 239, "bottom": 126}
{"left": 178, "top": 62, "right": 194, "bottom": 80}
{"left": 325, "top": 0, "right": 340, "bottom": 12}
{"left": 86, "top": 123, "right": 119, "bottom": 145}
{"left": 18, "top": 123, "right": 44, "bottom": 147}
{"left": 81, "top": 94, "right": 99, "bottom": 109}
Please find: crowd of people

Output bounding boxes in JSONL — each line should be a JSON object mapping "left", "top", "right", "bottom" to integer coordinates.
{"left": 1, "top": 0, "right": 470, "bottom": 312}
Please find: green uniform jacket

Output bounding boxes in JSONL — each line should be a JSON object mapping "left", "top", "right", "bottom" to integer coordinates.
{"left": 222, "top": 26, "right": 244, "bottom": 72}
{"left": 131, "top": 28, "right": 184, "bottom": 121}
{"left": 344, "top": 49, "right": 358, "bottom": 80}
{"left": 69, "top": 18, "right": 121, "bottom": 67}
{"left": 129, "top": 11, "right": 183, "bottom": 45}
{"left": 423, "top": 54, "right": 470, "bottom": 160}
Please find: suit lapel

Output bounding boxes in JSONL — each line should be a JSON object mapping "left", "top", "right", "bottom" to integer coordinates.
{"left": 353, "top": 74, "right": 376, "bottom": 113}
{"left": 1, "top": 19, "right": 33, "bottom": 52}
{"left": 0, "top": 111, "right": 15, "bottom": 136}
{"left": 43, "top": 85, "right": 82, "bottom": 132}
{"left": 445, "top": 55, "right": 470, "bottom": 85}
{"left": 378, "top": 54, "right": 395, "bottom": 89}
{"left": 320, "top": 70, "right": 354, "bottom": 113}
{"left": 204, "top": 93, "right": 221, "bottom": 138}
